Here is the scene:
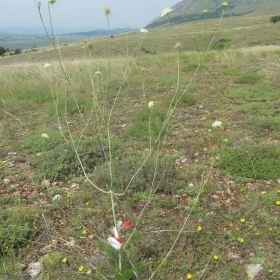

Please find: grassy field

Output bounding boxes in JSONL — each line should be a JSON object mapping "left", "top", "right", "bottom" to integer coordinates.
{"left": 0, "top": 8, "right": 280, "bottom": 280}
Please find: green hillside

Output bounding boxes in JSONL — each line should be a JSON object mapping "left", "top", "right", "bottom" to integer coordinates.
{"left": 146, "top": 0, "right": 280, "bottom": 28}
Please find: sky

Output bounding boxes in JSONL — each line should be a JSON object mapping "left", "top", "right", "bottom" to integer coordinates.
{"left": 0, "top": 0, "right": 178, "bottom": 30}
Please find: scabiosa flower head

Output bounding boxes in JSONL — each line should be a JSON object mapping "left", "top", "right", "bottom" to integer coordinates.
{"left": 43, "top": 63, "right": 51, "bottom": 68}
{"left": 212, "top": 120, "right": 222, "bottom": 128}
{"left": 148, "top": 101, "right": 154, "bottom": 108}
{"left": 87, "top": 41, "right": 93, "bottom": 49}
{"left": 41, "top": 133, "right": 49, "bottom": 139}
{"left": 174, "top": 42, "right": 181, "bottom": 50}
{"left": 161, "top": 8, "right": 173, "bottom": 17}
{"left": 102, "top": 6, "right": 111, "bottom": 15}
{"left": 203, "top": 9, "right": 208, "bottom": 14}
{"left": 140, "top": 28, "right": 148, "bottom": 33}
{"left": 48, "top": 0, "right": 57, "bottom": 4}
{"left": 222, "top": 2, "right": 228, "bottom": 7}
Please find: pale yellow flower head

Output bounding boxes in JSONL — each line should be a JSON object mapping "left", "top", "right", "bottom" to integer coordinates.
{"left": 87, "top": 41, "right": 93, "bottom": 49}
{"left": 174, "top": 42, "right": 181, "bottom": 50}
{"left": 222, "top": 2, "right": 228, "bottom": 7}
{"left": 102, "top": 6, "right": 111, "bottom": 15}
{"left": 48, "top": 0, "right": 57, "bottom": 4}
{"left": 203, "top": 9, "right": 208, "bottom": 14}
{"left": 161, "top": 8, "right": 172, "bottom": 17}
{"left": 41, "top": 133, "right": 49, "bottom": 139}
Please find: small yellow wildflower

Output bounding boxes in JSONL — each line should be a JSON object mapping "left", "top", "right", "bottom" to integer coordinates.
{"left": 213, "top": 255, "right": 219, "bottom": 260}
{"left": 78, "top": 266, "right": 84, "bottom": 272}
{"left": 203, "top": 9, "right": 208, "bottom": 14}
{"left": 48, "top": 0, "right": 57, "bottom": 4}
{"left": 197, "top": 226, "right": 202, "bottom": 231}
{"left": 86, "top": 269, "right": 92, "bottom": 275}
{"left": 82, "top": 230, "right": 87, "bottom": 235}
{"left": 268, "top": 227, "right": 272, "bottom": 231}
{"left": 269, "top": 269, "right": 273, "bottom": 273}
{"left": 36, "top": 152, "right": 42, "bottom": 157}
{"left": 222, "top": 2, "right": 228, "bottom": 7}
{"left": 276, "top": 201, "right": 280, "bottom": 205}
{"left": 62, "top": 257, "right": 67, "bottom": 263}
{"left": 67, "top": 191, "right": 71, "bottom": 197}
{"left": 277, "top": 190, "right": 280, "bottom": 193}
{"left": 186, "top": 274, "right": 192, "bottom": 279}
{"left": 240, "top": 218, "right": 246, "bottom": 223}
{"left": 86, "top": 201, "right": 90, "bottom": 205}
{"left": 261, "top": 191, "right": 267, "bottom": 195}
{"left": 238, "top": 237, "right": 244, "bottom": 243}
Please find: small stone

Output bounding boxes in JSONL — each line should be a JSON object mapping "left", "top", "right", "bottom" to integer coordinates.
{"left": 3, "top": 178, "right": 10, "bottom": 184}
{"left": 212, "top": 195, "right": 219, "bottom": 199}
{"left": 52, "top": 194, "right": 61, "bottom": 201}
{"left": 246, "top": 264, "right": 263, "bottom": 280}
{"left": 228, "top": 252, "right": 240, "bottom": 260}
{"left": 205, "top": 212, "right": 214, "bottom": 216}
{"left": 6, "top": 161, "right": 15, "bottom": 167}
{"left": 226, "top": 188, "right": 231, "bottom": 195}
{"left": 71, "top": 183, "right": 79, "bottom": 190}
{"left": 27, "top": 262, "right": 42, "bottom": 279}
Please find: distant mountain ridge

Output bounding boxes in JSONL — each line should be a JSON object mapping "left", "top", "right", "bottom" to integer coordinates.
{"left": 0, "top": 26, "right": 137, "bottom": 36}
{"left": 146, "top": 0, "right": 280, "bottom": 28}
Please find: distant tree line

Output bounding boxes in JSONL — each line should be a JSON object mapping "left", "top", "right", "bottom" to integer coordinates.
{"left": 270, "top": 15, "right": 280, "bottom": 23}
{"left": 0, "top": 46, "right": 22, "bottom": 56}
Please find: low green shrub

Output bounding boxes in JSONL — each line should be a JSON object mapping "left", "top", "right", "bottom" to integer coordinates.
{"left": 123, "top": 106, "right": 168, "bottom": 141}
{"left": 234, "top": 73, "right": 261, "bottom": 84}
{"left": 95, "top": 155, "right": 185, "bottom": 194}
{"left": 212, "top": 38, "right": 230, "bottom": 50}
{"left": 8, "top": 87, "right": 53, "bottom": 103}
{"left": 227, "top": 83, "right": 279, "bottom": 102}
{"left": 30, "top": 137, "right": 123, "bottom": 181}
{"left": 234, "top": 101, "right": 280, "bottom": 117}
{"left": 164, "top": 91, "right": 197, "bottom": 107}
{"left": 246, "top": 115, "right": 280, "bottom": 133}
{"left": 22, "top": 130, "right": 64, "bottom": 154}
{"left": 49, "top": 97, "right": 92, "bottom": 116}
{"left": 219, "top": 145, "right": 280, "bottom": 179}
{"left": 0, "top": 209, "right": 34, "bottom": 254}
{"left": 218, "top": 66, "right": 240, "bottom": 76}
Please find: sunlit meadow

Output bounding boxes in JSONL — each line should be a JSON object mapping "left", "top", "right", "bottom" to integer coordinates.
{"left": 0, "top": 1, "right": 280, "bottom": 279}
